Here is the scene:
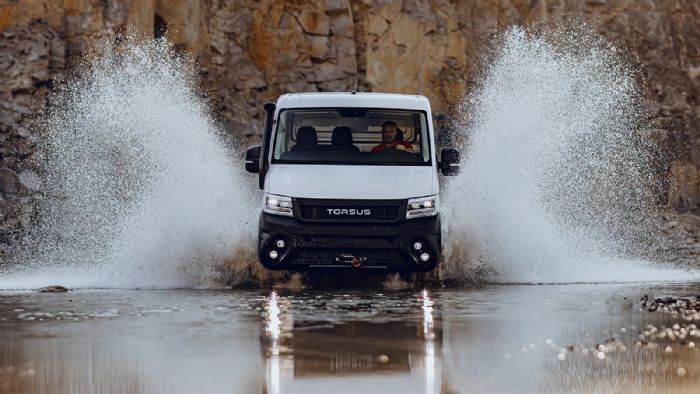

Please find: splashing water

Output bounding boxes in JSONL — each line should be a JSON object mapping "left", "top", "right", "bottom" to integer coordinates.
{"left": 1, "top": 39, "right": 259, "bottom": 289}
{"left": 443, "top": 26, "right": 696, "bottom": 284}
{"left": 1, "top": 30, "right": 694, "bottom": 290}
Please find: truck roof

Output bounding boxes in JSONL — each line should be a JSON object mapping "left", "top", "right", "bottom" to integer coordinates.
{"left": 276, "top": 92, "right": 432, "bottom": 111}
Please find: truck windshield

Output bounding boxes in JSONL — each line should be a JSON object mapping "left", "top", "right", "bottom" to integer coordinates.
{"left": 271, "top": 108, "right": 432, "bottom": 165}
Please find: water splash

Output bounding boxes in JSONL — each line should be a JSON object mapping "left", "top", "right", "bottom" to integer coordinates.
{"left": 1, "top": 30, "right": 693, "bottom": 290}
{"left": 443, "top": 26, "right": 694, "bottom": 283}
{"left": 1, "top": 39, "right": 259, "bottom": 289}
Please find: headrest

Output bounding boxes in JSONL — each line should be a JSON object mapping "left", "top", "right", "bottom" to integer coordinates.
{"left": 297, "top": 126, "right": 318, "bottom": 146}
{"left": 396, "top": 128, "right": 404, "bottom": 142}
{"left": 332, "top": 126, "right": 353, "bottom": 145}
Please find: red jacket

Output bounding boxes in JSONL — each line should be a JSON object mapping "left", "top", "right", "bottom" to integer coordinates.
{"left": 371, "top": 141, "right": 414, "bottom": 153}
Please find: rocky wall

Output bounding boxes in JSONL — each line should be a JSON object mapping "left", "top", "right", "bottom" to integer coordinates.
{"left": 1, "top": 0, "right": 700, "bottom": 252}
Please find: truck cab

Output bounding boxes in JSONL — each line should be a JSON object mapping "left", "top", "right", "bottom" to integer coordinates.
{"left": 245, "top": 92, "right": 459, "bottom": 272}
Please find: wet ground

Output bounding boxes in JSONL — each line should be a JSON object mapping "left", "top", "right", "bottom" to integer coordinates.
{"left": 1, "top": 283, "right": 700, "bottom": 393}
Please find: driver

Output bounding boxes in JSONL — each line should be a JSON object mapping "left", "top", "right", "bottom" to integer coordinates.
{"left": 371, "top": 121, "right": 415, "bottom": 153}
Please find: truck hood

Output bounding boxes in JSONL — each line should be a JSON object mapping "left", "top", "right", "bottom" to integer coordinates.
{"left": 266, "top": 165, "right": 437, "bottom": 199}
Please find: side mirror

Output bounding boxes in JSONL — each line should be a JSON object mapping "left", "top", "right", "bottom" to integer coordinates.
{"left": 245, "top": 145, "right": 262, "bottom": 173}
{"left": 439, "top": 148, "right": 460, "bottom": 176}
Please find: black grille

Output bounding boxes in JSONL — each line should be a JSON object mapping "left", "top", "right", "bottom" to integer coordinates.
{"left": 295, "top": 199, "right": 403, "bottom": 223}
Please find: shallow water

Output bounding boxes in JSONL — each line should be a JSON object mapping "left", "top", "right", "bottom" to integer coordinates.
{"left": 1, "top": 282, "right": 700, "bottom": 393}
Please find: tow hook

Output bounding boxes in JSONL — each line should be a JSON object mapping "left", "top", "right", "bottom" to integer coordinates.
{"left": 352, "top": 256, "right": 362, "bottom": 268}
{"left": 336, "top": 254, "right": 367, "bottom": 268}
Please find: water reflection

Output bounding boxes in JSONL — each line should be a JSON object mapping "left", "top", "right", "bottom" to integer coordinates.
{"left": 265, "top": 291, "right": 294, "bottom": 394}
{"left": 262, "top": 290, "right": 442, "bottom": 393}
{"left": 3, "top": 285, "right": 700, "bottom": 393}
{"left": 420, "top": 290, "right": 439, "bottom": 394}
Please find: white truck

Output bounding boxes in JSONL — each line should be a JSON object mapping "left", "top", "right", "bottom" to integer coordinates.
{"left": 245, "top": 92, "right": 459, "bottom": 272}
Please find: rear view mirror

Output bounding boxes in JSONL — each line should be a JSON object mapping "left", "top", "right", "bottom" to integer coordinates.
{"left": 245, "top": 145, "right": 262, "bottom": 173}
{"left": 439, "top": 148, "right": 460, "bottom": 176}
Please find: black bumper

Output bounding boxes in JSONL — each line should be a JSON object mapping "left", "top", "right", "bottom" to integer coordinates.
{"left": 258, "top": 212, "right": 441, "bottom": 272}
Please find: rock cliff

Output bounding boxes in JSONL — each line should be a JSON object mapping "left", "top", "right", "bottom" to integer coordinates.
{"left": 1, "top": 0, "right": 700, "bottom": 250}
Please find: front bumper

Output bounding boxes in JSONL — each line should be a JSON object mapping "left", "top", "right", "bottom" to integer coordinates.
{"left": 258, "top": 212, "right": 441, "bottom": 271}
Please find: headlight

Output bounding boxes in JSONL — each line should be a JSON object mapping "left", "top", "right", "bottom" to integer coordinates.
{"left": 263, "top": 193, "right": 293, "bottom": 217}
{"left": 406, "top": 195, "right": 438, "bottom": 219}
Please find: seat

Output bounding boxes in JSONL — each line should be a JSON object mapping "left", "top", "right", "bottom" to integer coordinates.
{"left": 331, "top": 126, "right": 359, "bottom": 151}
{"left": 291, "top": 126, "right": 321, "bottom": 151}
